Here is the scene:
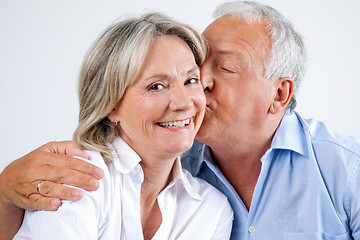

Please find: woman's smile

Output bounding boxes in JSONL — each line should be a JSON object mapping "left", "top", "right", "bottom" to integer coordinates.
{"left": 157, "top": 117, "right": 192, "bottom": 129}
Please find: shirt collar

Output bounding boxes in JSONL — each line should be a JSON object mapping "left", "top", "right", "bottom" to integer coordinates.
{"left": 110, "top": 137, "right": 202, "bottom": 201}
{"left": 109, "top": 137, "right": 142, "bottom": 174}
{"left": 270, "top": 109, "right": 309, "bottom": 158}
{"left": 181, "top": 140, "right": 206, "bottom": 177}
{"left": 203, "top": 145, "right": 213, "bottom": 164}
{"left": 166, "top": 158, "right": 203, "bottom": 201}
{"left": 192, "top": 110, "right": 309, "bottom": 172}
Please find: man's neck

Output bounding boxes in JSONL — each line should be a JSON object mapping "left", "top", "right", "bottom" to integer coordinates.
{"left": 209, "top": 136, "right": 272, "bottom": 210}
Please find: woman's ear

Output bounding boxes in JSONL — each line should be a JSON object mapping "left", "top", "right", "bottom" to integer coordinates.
{"left": 107, "top": 107, "right": 120, "bottom": 124}
{"left": 269, "top": 77, "right": 294, "bottom": 114}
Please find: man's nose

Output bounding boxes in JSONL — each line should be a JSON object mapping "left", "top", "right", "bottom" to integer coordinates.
{"left": 200, "top": 62, "right": 214, "bottom": 92}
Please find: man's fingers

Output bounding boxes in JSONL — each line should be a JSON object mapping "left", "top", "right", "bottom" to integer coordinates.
{"left": 0, "top": 141, "right": 103, "bottom": 214}
{"left": 38, "top": 151, "right": 104, "bottom": 180}
{"left": 27, "top": 194, "right": 62, "bottom": 211}
{"left": 35, "top": 181, "right": 83, "bottom": 202}
{"left": 26, "top": 180, "right": 91, "bottom": 211}
{"left": 43, "top": 141, "right": 89, "bottom": 159}
{"left": 64, "top": 155, "right": 104, "bottom": 180}
{"left": 36, "top": 166, "right": 100, "bottom": 191}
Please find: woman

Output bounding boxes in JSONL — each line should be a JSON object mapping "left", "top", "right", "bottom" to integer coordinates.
{"left": 13, "top": 13, "right": 233, "bottom": 239}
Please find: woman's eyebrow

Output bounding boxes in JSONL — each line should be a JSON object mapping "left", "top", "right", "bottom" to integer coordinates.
{"left": 186, "top": 66, "right": 200, "bottom": 75}
{"left": 145, "top": 66, "right": 199, "bottom": 81}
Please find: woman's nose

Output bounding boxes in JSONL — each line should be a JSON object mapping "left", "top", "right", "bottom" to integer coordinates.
{"left": 169, "top": 86, "right": 193, "bottom": 111}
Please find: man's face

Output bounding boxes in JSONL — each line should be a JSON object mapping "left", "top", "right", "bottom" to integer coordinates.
{"left": 196, "top": 15, "right": 276, "bottom": 149}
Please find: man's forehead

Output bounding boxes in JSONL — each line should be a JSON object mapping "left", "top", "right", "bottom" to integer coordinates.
{"left": 203, "top": 15, "right": 270, "bottom": 56}
{"left": 205, "top": 45, "right": 245, "bottom": 59}
{"left": 203, "top": 14, "right": 269, "bottom": 36}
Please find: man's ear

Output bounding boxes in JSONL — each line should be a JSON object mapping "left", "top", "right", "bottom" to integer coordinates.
{"left": 269, "top": 77, "right": 294, "bottom": 114}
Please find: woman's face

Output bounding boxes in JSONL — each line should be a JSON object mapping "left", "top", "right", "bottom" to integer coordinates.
{"left": 111, "top": 35, "right": 205, "bottom": 160}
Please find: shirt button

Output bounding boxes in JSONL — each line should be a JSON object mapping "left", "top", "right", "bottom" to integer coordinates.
{"left": 248, "top": 226, "right": 256, "bottom": 234}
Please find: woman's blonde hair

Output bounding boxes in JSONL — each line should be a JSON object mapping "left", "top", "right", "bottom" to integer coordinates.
{"left": 73, "top": 12, "right": 206, "bottom": 162}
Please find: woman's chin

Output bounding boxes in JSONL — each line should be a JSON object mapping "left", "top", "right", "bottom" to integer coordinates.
{"left": 161, "top": 140, "right": 194, "bottom": 156}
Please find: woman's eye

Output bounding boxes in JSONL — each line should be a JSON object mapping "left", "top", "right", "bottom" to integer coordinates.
{"left": 186, "top": 78, "right": 200, "bottom": 85}
{"left": 148, "top": 83, "right": 165, "bottom": 91}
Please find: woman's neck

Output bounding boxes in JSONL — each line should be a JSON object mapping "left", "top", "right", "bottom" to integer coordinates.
{"left": 140, "top": 155, "right": 176, "bottom": 203}
{"left": 139, "top": 155, "right": 177, "bottom": 240}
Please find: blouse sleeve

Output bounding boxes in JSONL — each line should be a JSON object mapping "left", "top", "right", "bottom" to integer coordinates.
{"left": 210, "top": 197, "right": 234, "bottom": 240}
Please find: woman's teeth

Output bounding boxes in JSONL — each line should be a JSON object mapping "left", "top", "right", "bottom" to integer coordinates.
{"left": 158, "top": 118, "right": 190, "bottom": 128}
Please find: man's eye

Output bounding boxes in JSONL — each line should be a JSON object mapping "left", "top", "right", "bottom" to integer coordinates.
{"left": 186, "top": 78, "right": 200, "bottom": 85}
{"left": 148, "top": 83, "right": 165, "bottom": 91}
{"left": 221, "top": 67, "right": 236, "bottom": 73}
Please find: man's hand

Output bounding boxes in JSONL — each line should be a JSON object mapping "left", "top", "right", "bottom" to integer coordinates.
{"left": 0, "top": 141, "right": 104, "bottom": 211}
{"left": 0, "top": 141, "right": 104, "bottom": 240}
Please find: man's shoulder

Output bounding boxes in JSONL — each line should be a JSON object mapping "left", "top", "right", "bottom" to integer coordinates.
{"left": 304, "top": 116, "right": 360, "bottom": 157}
{"left": 300, "top": 115, "right": 360, "bottom": 183}
{"left": 299, "top": 115, "right": 360, "bottom": 225}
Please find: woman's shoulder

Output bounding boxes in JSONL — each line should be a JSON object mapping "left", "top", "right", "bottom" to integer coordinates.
{"left": 77, "top": 150, "right": 109, "bottom": 170}
{"left": 73, "top": 149, "right": 113, "bottom": 182}
{"left": 72, "top": 150, "right": 113, "bottom": 209}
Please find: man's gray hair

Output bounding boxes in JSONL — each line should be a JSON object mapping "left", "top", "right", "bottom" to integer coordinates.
{"left": 214, "top": 1, "right": 307, "bottom": 110}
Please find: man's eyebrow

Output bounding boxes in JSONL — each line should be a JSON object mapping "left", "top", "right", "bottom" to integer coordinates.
{"left": 203, "top": 38, "right": 245, "bottom": 59}
{"left": 216, "top": 50, "right": 244, "bottom": 59}
{"left": 216, "top": 50, "right": 251, "bottom": 71}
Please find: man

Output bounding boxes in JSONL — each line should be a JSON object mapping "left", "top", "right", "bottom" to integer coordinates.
{"left": 1, "top": 1, "right": 360, "bottom": 239}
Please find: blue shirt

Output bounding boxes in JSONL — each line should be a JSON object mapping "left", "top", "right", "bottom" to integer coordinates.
{"left": 182, "top": 110, "right": 360, "bottom": 240}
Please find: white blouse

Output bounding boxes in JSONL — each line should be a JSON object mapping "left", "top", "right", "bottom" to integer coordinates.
{"left": 14, "top": 137, "right": 233, "bottom": 239}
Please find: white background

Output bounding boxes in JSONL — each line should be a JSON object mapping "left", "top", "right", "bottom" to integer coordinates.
{"left": 1, "top": 0, "right": 360, "bottom": 172}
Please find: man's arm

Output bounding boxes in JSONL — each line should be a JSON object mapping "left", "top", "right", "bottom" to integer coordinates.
{"left": 0, "top": 141, "right": 104, "bottom": 240}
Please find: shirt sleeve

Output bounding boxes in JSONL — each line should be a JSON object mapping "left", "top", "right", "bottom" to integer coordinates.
{"left": 210, "top": 197, "right": 234, "bottom": 240}
{"left": 14, "top": 156, "right": 110, "bottom": 240}
{"left": 349, "top": 154, "right": 360, "bottom": 239}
